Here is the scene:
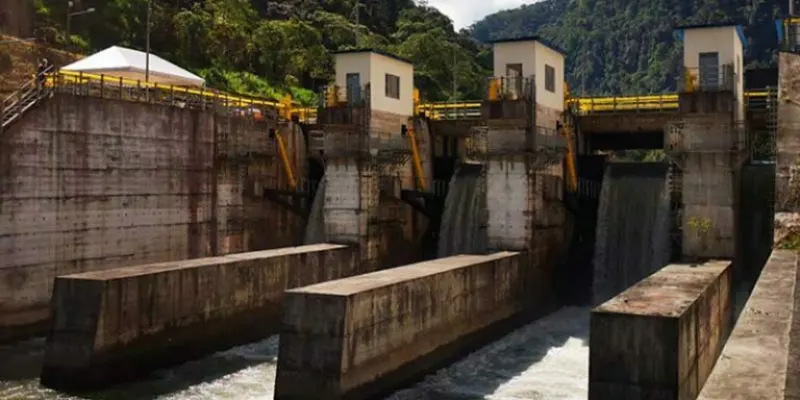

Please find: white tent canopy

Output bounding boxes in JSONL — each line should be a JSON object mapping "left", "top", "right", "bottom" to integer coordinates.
{"left": 61, "top": 45, "right": 205, "bottom": 87}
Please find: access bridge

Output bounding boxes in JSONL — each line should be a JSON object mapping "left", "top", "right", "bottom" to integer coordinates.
{"left": 417, "top": 90, "right": 772, "bottom": 151}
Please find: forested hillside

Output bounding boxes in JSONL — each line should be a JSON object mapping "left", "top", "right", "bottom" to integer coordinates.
{"left": 470, "top": 0, "right": 786, "bottom": 95}
{"left": 24, "top": 0, "right": 490, "bottom": 104}
{"left": 9, "top": 0, "right": 788, "bottom": 103}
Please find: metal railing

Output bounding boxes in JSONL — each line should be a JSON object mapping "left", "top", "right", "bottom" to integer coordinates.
{"left": 1, "top": 65, "right": 55, "bottom": 132}
{"left": 570, "top": 94, "right": 679, "bottom": 115}
{"left": 745, "top": 91, "right": 770, "bottom": 111}
{"left": 417, "top": 89, "right": 770, "bottom": 119}
{"left": 486, "top": 75, "right": 536, "bottom": 101}
{"left": 678, "top": 64, "right": 736, "bottom": 93}
{"left": 7, "top": 69, "right": 317, "bottom": 123}
{"left": 416, "top": 101, "right": 481, "bottom": 120}
{"left": 319, "top": 83, "right": 370, "bottom": 109}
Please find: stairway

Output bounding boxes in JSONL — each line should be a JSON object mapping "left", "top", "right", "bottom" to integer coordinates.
{"left": 0, "top": 66, "right": 54, "bottom": 133}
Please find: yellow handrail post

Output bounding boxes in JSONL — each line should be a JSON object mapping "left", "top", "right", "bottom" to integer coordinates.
{"left": 274, "top": 130, "right": 297, "bottom": 191}
{"left": 562, "top": 117, "right": 578, "bottom": 192}
{"left": 407, "top": 123, "right": 427, "bottom": 191}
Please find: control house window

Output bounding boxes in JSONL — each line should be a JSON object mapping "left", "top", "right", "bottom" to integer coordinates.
{"left": 385, "top": 74, "right": 400, "bottom": 99}
{"left": 545, "top": 65, "right": 555, "bottom": 93}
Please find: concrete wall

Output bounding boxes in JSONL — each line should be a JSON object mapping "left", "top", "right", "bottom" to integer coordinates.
{"left": 537, "top": 104, "right": 563, "bottom": 131}
{"left": 682, "top": 152, "right": 737, "bottom": 258}
{"left": 332, "top": 52, "right": 414, "bottom": 117}
{"left": 492, "top": 41, "right": 536, "bottom": 80}
{"left": 0, "top": 94, "right": 306, "bottom": 342}
{"left": 590, "top": 261, "right": 733, "bottom": 399}
{"left": 698, "top": 250, "right": 797, "bottom": 400}
{"left": 370, "top": 109, "right": 409, "bottom": 136}
{"left": 491, "top": 40, "right": 564, "bottom": 112}
{"left": 677, "top": 97, "right": 741, "bottom": 260}
{"left": 486, "top": 156, "right": 533, "bottom": 250}
{"left": 533, "top": 41, "right": 565, "bottom": 113}
{"left": 333, "top": 52, "right": 370, "bottom": 100}
{"left": 681, "top": 26, "right": 744, "bottom": 121}
{"left": 776, "top": 51, "right": 800, "bottom": 213}
{"left": 275, "top": 252, "right": 537, "bottom": 399}
{"left": 40, "top": 244, "right": 359, "bottom": 390}
{"left": 369, "top": 53, "right": 414, "bottom": 117}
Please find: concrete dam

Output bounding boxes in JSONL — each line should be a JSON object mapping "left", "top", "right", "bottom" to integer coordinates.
{"left": 0, "top": 23, "right": 798, "bottom": 400}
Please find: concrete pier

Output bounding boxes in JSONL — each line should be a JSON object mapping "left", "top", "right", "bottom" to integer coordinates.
{"left": 698, "top": 250, "right": 798, "bottom": 399}
{"left": 40, "top": 244, "right": 359, "bottom": 391}
{"left": 274, "top": 252, "right": 530, "bottom": 399}
{"left": 589, "top": 261, "right": 732, "bottom": 400}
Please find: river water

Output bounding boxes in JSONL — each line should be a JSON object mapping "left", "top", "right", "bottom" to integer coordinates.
{"left": 0, "top": 161, "right": 758, "bottom": 400}
{"left": 0, "top": 306, "right": 590, "bottom": 400}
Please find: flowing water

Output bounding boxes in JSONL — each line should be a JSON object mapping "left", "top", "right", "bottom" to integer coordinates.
{"left": 303, "top": 177, "right": 327, "bottom": 245}
{"left": 0, "top": 160, "right": 761, "bottom": 400}
{"left": 437, "top": 164, "right": 488, "bottom": 257}
{"left": 0, "top": 308, "right": 591, "bottom": 400}
{"left": 592, "top": 162, "right": 672, "bottom": 306}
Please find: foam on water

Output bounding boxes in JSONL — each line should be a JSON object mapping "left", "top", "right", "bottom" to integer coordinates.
{"left": 388, "top": 306, "right": 590, "bottom": 400}
{"left": 0, "top": 308, "right": 591, "bottom": 400}
{"left": 0, "top": 336, "right": 280, "bottom": 400}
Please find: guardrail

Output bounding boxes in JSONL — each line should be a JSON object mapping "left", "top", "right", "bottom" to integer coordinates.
{"left": 416, "top": 102, "right": 481, "bottom": 120}
{"left": 571, "top": 94, "right": 679, "bottom": 114}
{"left": 39, "top": 69, "right": 774, "bottom": 123}
{"left": 745, "top": 91, "right": 770, "bottom": 111}
{"left": 417, "top": 90, "right": 773, "bottom": 119}
{"left": 45, "top": 70, "right": 317, "bottom": 122}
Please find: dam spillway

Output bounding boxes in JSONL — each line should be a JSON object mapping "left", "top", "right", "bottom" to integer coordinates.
{"left": 592, "top": 162, "right": 672, "bottom": 306}
{"left": 0, "top": 25, "right": 790, "bottom": 400}
{"left": 437, "top": 164, "right": 488, "bottom": 257}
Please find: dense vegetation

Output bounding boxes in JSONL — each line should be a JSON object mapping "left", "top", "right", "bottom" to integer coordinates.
{"left": 26, "top": 0, "right": 786, "bottom": 104}
{"left": 471, "top": 0, "right": 786, "bottom": 96}
{"left": 30, "top": 0, "right": 490, "bottom": 104}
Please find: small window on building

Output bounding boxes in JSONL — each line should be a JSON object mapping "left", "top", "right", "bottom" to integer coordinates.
{"left": 385, "top": 74, "right": 400, "bottom": 99}
{"left": 545, "top": 65, "right": 556, "bottom": 93}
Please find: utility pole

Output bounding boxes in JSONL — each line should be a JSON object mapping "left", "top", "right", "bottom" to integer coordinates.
{"left": 351, "top": 2, "right": 365, "bottom": 47}
{"left": 452, "top": 45, "right": 457, "bottom": 101}
{"left": 146, "top": 0, "right": 152, "bottom": 82}
{"left": 65, "top": 1, "right": 95, "bottom": 50}
{"left": 66, "top": 1, "right": 71, "bottom": 41}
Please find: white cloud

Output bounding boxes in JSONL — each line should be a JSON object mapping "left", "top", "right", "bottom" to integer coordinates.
{"left": 427, "top": 0, "right": 538, "bottom": 30}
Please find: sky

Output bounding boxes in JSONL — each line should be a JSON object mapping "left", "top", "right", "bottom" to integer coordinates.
{"left": 427, "top": 0, "right": 537, "bottom": 30}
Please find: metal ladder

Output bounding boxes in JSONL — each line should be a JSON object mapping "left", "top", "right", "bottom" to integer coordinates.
{"left": 765, "top": 86, "right": 778, "bottom": 162}
{"left": 0, "top": 65, "right": 54, "bottom": 134}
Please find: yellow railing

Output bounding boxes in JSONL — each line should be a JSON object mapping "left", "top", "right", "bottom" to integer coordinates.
{"left": 415, "top": 101, "right": 482, "bottom": 120}
{"left": 43, "top": 69, "right": 773, "bottom": 122}
{"left": 417, "top": 90, "right": 772, "bottom": 119}
{"left": 407, "top": 123, "right": 427, "bottom": 191}
{"left": 274, "top": 130, "right": 297, "bottom": 191}
{"left": 46, "top": 70, "right": 317, "bottom": 121}
{"left": 571, "top": 94, "right": 679, "bottom": 114}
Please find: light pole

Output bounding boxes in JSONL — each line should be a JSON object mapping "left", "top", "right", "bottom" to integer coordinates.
{"left": 145, "top": 0, "right": 151, "bottom": 82}
{"left": 66, "top": 1, "right": 95, "bottom": 48}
